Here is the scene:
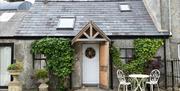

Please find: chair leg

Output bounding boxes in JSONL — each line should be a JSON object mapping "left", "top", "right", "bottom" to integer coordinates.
{"left": 118, "top": 84, "right": 120, "bottom": 91}
{"left": 125, "top": 85, "right": 128, "bottom": 91}
{"left": 150, "top": 84, "right": 153, "bottom": 91}
{"left": 157, "top": 84, "right": 160, "bottom": 91}
{"left": 123, "top": 85, "right": 125, "bottom": 91}
{"left": 130, "top": 85, "right": 132, "bottom": 91}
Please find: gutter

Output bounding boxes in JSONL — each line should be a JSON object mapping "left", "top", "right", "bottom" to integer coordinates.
{"left": 169, "top": 0, "right": 172, "bottom": 36}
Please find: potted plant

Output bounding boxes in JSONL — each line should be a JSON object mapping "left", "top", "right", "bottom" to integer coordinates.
{"left": 7, "top": 62, "right": 23, "bottom": 82}
{"left": 35, "top": 69, "right": 49, "bottom": 91}
{"left": 7, "top": 61, "right": 23, "bottom": 91}
{"left": 35, "top": 69, "right": 49, "bottom": 83}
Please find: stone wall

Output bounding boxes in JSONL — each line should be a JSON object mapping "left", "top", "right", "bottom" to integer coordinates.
{"left": 169, "top": 0, "right": 180, "bottom": 59}
{"left": 143, "top": 0, "right": 170, "bottom": 32}
{"left": 72, "top": 42, "right": 82, "bottom": 88}
{"left": 0, "top": 39, "right": 35, "bottom": 89}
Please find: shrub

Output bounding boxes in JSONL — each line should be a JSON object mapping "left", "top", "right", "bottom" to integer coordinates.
{"left": 7, "top": 62, "right": 23, "bottom": 71}
{"left": 35, "top": 69, "right": 48, "bottom": 79}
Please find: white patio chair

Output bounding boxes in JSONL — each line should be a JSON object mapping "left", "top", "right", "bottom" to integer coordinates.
{"left": 117, "top": 69, "right": 131, "bottom": 91}
{"left": 146, "top": 69, "right": 160, "bottom": 91}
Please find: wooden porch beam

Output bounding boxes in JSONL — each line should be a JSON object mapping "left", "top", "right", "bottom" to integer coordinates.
{"left": 93, "top": 32, "right": 99, "bottom": 39}
{"left": 76, "top": 39, "right": 106, "bottom": 41}
{"left": 83, "top": 32, "right": 90, "bottom": 39}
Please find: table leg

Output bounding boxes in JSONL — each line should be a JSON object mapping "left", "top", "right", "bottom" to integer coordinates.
{"left": 132, "top": 78, "right": 147, "bottom": 91}
{"left": 133, "top": 78, "right": 139, "bottom": 91}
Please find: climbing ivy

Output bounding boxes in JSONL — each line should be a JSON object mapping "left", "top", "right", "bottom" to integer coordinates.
{"left": 110, "top": 38, "right": 164, "bottom": 74}
{"left": 31, "top": 38, "right": 74, "bottom": 90}
{"left": 110, "top": 45, "right": 123, "bottom": 69}
{"left": 134, "top": 38, "right": 164, "bottom": 61}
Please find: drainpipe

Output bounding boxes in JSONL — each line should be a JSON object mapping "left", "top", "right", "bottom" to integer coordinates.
{"left": 169, "top": 0, "right": 172, "bottom": 36}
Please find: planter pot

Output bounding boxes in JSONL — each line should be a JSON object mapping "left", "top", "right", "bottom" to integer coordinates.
{"left": 8, "top": 70, "right": 22, "bottom": 91}
{"left": 8, "top": 70, "right": 22, "bottom": 82}
{"left": 38, "top": 78, "right": 49, "bottom": 84}
{"left": 38, "top": 78, "right": 49, "bottom": 91}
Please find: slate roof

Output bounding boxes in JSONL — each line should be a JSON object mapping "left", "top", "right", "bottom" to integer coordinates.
{"left": 16, "top": 1, "right": 170, "bottom": 37}
{"left": 0, "top": 1, "right": 31, "bottom": 37}
{"left": 0, "top": 1, "right": 32, "bottom": 10}
{"left": 36, "top": 0, "right": 125, "bottom": 2}
{"left": 0, "top": 11, "right": 28, "bottom": 37}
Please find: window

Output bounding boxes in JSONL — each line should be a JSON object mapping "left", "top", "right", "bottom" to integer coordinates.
{"left": 119, "top": 4, "right": 131, "bottom": 12}
{"left": 0, "top": 12, "right": 15, "bottom": 22}
{"left": 120, "top": 48, "right": 134, "bottom": 64}
{"left": 57, "top": 17, "right": 75, "bottom": 30}
{"left": 0, "top": 43, "right": 13, "bottom": 86}
{"left": 33, "top": 54, "right": 46, "bottom": 69}
{"left": 178, "top": 44, "right": 180, "bottom": 60}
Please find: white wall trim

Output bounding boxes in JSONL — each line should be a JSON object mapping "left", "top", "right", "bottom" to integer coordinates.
{"left": 178, "top": 44, "right": 180, "bottom": 60}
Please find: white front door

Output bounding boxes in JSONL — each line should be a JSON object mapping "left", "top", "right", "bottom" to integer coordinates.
{"left": 0, "top": 47, "right": 11, "bottom": 86}
{"left": 82, "top": 44, "right": 99, "bottom": 85}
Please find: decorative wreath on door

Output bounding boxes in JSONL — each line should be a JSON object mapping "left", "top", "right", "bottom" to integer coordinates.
{"left": 85, "top": 47, "right": 96, "bottom": 59}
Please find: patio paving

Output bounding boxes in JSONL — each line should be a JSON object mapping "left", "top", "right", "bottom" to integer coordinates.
{"left": 75, "top": 87, "right": 109, "bottom": 91}
{"left": 74, "top": 87, "right": 167, "bottom": 91}
{"left": 0, "top": 87, "right": 168, "bottom": 91}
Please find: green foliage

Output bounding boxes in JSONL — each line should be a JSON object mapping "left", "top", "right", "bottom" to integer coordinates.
{"left": 110, "top": 45, "right": 123, "bottom": 69}
{"left": 35, "top": 69, "right": 48, "bottom": 79}
{"left": 31, "top": 38, "right": 74, "bottom": 90}
{"left": 110, "top": 38, "right": 164, "bottom": 74}
{"left": 7, "top": 62, "right": 23, "bottom": 71}
{"left": 134, "top": 38, "right": 164, "bottom": 61}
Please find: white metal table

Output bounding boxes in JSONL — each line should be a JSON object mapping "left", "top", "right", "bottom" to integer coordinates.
{"left": 129, "top": 74, "right": 149, "bottom": 91}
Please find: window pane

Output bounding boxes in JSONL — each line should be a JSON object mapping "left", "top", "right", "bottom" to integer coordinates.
{"left": 34, "top": 60, "right": 41, "bottom": 69}
{"left": 0, "top": 47, "right": 11, "bottom": 86}
{"left": 120, "top": 5, "right": 130, "bottom": 11}
{"left": 40, "top": 60, "right": 46, "bottom": 69}
{"left": 57, "top": 17, "right": 75, "bottom": 29}
{"left": 127, "top": 49, "right": 133, "bottom": 58}
{"left": 120, "top": 49, "right": 126, "bottom": 57}
{"left": 34, "top": 60, "right": 46, "bottom": 69}
{"left": 35, "top": 54, "right": 41, "bottom": 59}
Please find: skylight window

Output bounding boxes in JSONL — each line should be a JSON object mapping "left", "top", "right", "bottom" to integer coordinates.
{"left": 119, "top": 4, "right": 131, "bottom": 12}
{"left": 0, "top": 13, "right": 15, "bottom": 22}
{"left": 57, "top": 17, "right": 75, "bottom": 30}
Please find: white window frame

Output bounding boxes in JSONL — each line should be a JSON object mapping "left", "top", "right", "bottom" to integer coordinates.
{"left": 119, "top": 4, "right": 131, "bottom": 12}
{"left": 57, "top": 17, "right": 75, "bottom": 30}
{"left": 178, "top": 44, "right": 180, "bottom": 60}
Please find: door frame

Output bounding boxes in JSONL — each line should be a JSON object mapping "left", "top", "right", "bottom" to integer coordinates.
{"left": 0, "top": 43, "right": 14, "bottom": 88}
{"left": 81, "top": 43, "right": 100, "bottom": 86}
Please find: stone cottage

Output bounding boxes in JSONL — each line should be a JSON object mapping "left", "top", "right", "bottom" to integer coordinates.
{"left": 0, "top": 0, "right": 171, "bottom": 90}
{"left": 0, "top": 0, "right": 32, "bottom": 89}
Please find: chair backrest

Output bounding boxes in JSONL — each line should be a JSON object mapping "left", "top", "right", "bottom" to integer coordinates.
{"left": 117, "top": 69, "right": 126, "bottom": 83}
{"left": 149, "top": 69, "right": 160, "bottom": 83}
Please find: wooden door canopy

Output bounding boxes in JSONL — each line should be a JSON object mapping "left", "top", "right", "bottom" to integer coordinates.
{"left": 72, "top": 21, "right": 110, "bottom": 44}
